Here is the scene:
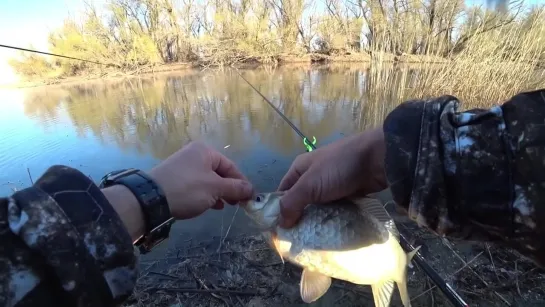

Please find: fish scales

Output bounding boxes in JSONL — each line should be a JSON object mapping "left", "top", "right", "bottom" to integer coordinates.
{"left": 242, "top": 192, "right": 420, "bottom": 307}
{"left": 275, "top": 204, "right": 399, "bottom": 284}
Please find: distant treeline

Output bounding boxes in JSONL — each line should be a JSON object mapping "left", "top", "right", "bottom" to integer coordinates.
{"left": 8, "top": 0, "right": 545, "bottom": 80}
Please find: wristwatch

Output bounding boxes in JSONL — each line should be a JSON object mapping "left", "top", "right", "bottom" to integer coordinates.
{"left": 99, "top": 168, "right": 174, "bottom": 254}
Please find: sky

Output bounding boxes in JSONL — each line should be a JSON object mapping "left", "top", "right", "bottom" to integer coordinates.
{"left": 0, "top": 0, "right": 542, "bottom": 85}
{"left": 0, "top": 0, "right": 85, "bottom": 85}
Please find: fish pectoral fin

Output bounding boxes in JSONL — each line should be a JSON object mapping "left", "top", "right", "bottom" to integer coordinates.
{"left": 299, "top": 269, "right": 332, "bottom": 303}
{"left": 371, "top": 280, "right": 395, "bottom": 307}
{"left": 270, "top": 232, "right": 286, "bottom": 264}
{"left": 407, "top": 245, "right": 422, "bottom": 262}
{"left": 350, "top": 197, "right": 400, "bottom": 240}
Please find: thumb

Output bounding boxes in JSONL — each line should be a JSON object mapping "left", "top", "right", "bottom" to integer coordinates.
{"left": 213, "top": 177, "right": 254, "bottom": 204}
{"left": 279, "top": 174, "right": 313, "bottom": 228}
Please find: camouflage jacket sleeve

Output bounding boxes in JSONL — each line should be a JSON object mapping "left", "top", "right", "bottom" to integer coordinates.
{"left": 0, "top": 165, "right": 139, "bottom": 307}
{"left": 383, "top": 89, "right": 545, "bottom": 267}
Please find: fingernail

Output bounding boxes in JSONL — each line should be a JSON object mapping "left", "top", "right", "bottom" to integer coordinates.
{"left": 241, "top": 181, "right": 254, "bottom": 196}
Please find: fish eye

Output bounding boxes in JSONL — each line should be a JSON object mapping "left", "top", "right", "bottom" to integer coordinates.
{"left": 255, "top": 194, "right": 264, "bottom": 202}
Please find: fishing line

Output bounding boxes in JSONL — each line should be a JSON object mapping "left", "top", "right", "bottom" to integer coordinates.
{"left": 0, "top": 44, "right": 114, "bottom": 66}
{"left": 237, "top": 70, "right": 469, "bottom": 307}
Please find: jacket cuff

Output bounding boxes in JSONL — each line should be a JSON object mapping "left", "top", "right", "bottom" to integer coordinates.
{"left": 382, "top": 98, "right": 424, "bottom": 216}
{"left": 8, "top": 165, "right": 138, "bottom": 305}
{"left": 383, "top": 95, "right": 513, "bottom": 239}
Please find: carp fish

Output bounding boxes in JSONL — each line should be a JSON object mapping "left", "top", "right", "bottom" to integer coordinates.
{"left": 241, "top": 192, "right": 420, "bottom": 307}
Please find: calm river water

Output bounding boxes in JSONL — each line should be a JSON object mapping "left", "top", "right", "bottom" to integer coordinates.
{"left": 0, "top": 65, "right": 405, "bottom": 257}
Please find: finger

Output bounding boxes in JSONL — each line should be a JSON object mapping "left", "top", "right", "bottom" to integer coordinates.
{"left": 209, "top": 150, "right": 248, "bottom": 181}
{"left": 213, "top": 176, "right": 254, "bottom": 203}
{"left": 277, "top": 155, "right": 312, "bottom": 191}
{"left": 278, "top": 173, "right": 313, "bottom": 228}
{"left": 277, "top": 168, "right": 302, "bottom": 192}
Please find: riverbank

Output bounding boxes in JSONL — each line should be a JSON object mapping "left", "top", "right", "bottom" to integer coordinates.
{"left": 2, "top": 52, "right": 449, "bottom": 89}
{"left": 0, "top": 62, "right": 196, "bottom": 89}
{"left": 125, "top": 210, "right": 545, "bottom": 307}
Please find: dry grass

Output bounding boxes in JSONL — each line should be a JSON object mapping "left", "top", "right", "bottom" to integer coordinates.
{"left": 364, "top": 10, "right": 545, "bottom": 108}
{"left": 397, "top": 216, "right": 545, "bottom": 307}
{"left": 123, "top": 234, "right": 382, "bottom": 307}
{"left": 409, "top": 25, "right": 545, "bottom": 106}
{"left": 122, "top": 214, "right": 545, "bottom": 307}
{"left": 362, "top": 60, "right": 545, "bottom": 111}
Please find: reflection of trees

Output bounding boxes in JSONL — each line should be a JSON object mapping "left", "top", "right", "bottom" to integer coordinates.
{"left": 23, "top": 65, "right": 420, "bottom": 159}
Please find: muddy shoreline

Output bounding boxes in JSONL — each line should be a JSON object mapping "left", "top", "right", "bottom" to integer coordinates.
{"left": 124, "top": 197, "right": 545, "bottom": 307}
{"left": 2, "top": 53, "right": 450, "bottom": 90}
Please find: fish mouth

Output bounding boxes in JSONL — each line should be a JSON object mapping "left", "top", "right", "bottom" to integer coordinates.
{"left": 239, "top": 198, "right": 257, "bottom": 208}
{"left": 239, "top": 199, "right": 260, "bottom": 214}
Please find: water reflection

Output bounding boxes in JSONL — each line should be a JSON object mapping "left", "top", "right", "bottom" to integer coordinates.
{"left": 22, "top": 64, "right": 411, "bottom": 160}
{"left": 1, "top": 64, "right": 420, "bottom": 247}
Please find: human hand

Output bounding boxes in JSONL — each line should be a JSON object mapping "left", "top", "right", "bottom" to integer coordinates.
{"left": 148, "top": 141, "right": 254, "bottom": 220}
{"left": 277, "top": 128, "right": 387, "bottom": 228}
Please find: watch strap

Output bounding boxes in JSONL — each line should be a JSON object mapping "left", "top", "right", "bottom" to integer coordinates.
{"left": 99, "top": 169, "right": 173, "bottom": 253}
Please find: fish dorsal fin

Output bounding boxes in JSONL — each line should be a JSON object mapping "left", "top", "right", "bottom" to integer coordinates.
{"left": 299, "top": 269, "right": 332, "bottom": 303}
{"left": 350, "top": 197, "right": 392, "bottom": 223}
{"left": 350, "top": 197, "right": 400, "bottom": 240}
{"left": 371, "top": 279, "right": 396, "bottom": 307}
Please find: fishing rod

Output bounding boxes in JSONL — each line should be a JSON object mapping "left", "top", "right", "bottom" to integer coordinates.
{"left": 0, "top": 44, "right": 116, "bottom": 67}
{"left": 236, "top": 69, "right": 469, "bottom": 307}
{"left": 235, "top": 69, "right": 317, "bottom": 152}
{"left": 236, "top": 70, "right": 307, "bottom": 140}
